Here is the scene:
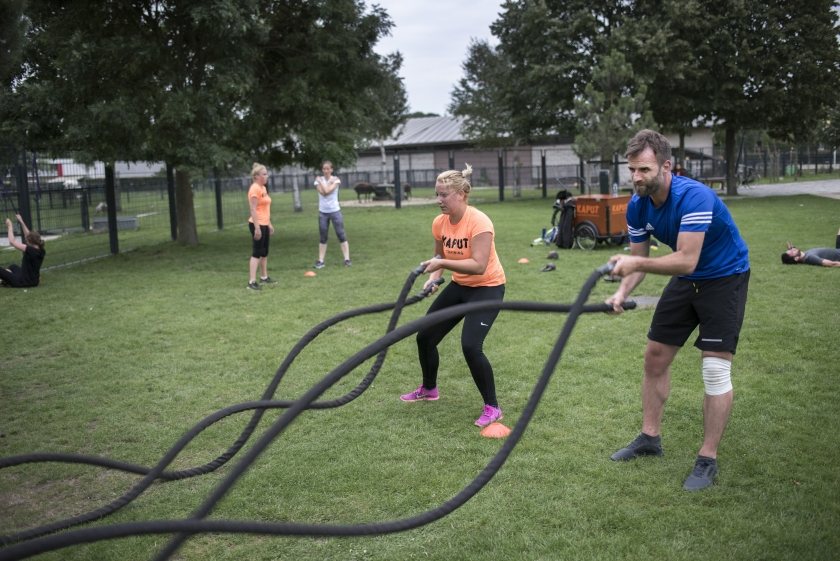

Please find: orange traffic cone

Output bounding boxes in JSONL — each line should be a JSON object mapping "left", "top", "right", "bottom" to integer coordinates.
{"left": 480, "top": 422, "right": 511, "bottom": 439}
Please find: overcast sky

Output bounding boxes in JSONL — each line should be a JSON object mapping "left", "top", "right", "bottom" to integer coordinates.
{"left": 372, "top": 1, "right": 504, "bottom": 116}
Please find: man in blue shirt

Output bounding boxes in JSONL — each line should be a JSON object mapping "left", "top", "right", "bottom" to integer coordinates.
{"left": 606, "top": 129, "right": 750, "bottom": 491}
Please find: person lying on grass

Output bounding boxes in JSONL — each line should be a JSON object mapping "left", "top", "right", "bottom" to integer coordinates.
{"left": 781, "top": 227, "right": 840, "bottom": 267}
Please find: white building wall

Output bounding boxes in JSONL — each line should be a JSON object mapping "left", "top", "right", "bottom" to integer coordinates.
{"left": 351, "top": 151, "right": 435, "bottom": 173}
{"left": 115, "top": 161, "right": 165, "bottom": 177}
{"left": 530, "top": 145, "right": 580, "bottom": 166}
{"left": 666, "top": 129, "right": 714, "bottom": 153}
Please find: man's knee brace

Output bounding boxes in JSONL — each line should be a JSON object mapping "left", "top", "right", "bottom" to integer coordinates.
{"left": 702, "top": 357, "right": 733, "bottom": 396}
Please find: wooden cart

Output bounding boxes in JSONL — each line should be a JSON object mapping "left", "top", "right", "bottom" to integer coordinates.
{"left": 572, "top": 194, "right": 631, "bottom": 250}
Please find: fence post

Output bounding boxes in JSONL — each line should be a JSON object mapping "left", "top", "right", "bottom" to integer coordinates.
{"left": 104, "top": 163, "right": 119, "bottom": 255}
{"left": 213, "top": 167, "right": 223, "bottom": 230}
{"left": 578, "top": 158, "right": 586, "bottom": 194}
{"left": 599, "top": 169, "right": 610, "bottom": 195}
{"left": 166, "top": 163, "right": 177, "bottom": 241}
{"left": 80, "top": 190, "right": 90, "bottom": 232}
{"left": 497, "top": 149, "right": 505, "bottom": 202}
{"left": 612, "top": 153, "right": 620, "bottom": 194}
{"left": 540, "top": 150, "right": 547, "bottom": 199}
{"left": 393, "top": 153, "right": 402, "bottom": 209}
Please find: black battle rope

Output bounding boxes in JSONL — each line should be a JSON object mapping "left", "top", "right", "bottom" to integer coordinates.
{"left": 1, "top": 197, "right": 18, "bottom": 236}
{"left": 0, "top": 263, "right": 634, "bottom": 561}
{"left": 0, "top": 267, "right": 439, "bottom": 545}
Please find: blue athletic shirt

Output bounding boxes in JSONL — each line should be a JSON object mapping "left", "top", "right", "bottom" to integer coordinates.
{"left": 626, "top": 175, "right": 750, "bottom": 280}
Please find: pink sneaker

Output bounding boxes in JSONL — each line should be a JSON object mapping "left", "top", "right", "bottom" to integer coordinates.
{"left": 475, "top": 405, "right": 503, "bottom": 427}
{"left": 400, "top": 385, "right": 439, "bottom": 402}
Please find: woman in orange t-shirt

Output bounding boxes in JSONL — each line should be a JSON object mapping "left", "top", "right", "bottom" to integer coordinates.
{"left": 399, "top": 164, "right": 507, "bottom": 429}
{"left": 246, "top": 163, "right": 275, "bottom": 290}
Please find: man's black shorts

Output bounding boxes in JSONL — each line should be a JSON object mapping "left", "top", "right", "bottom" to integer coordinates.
{"left": 648, "top": 270, "right": 750, "bottom": 354}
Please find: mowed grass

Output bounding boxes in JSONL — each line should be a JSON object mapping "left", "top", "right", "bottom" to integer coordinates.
{"left": 1, "top": 190, "right": 839, "bottom": 561}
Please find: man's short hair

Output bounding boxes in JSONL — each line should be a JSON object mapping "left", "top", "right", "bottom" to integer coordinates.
{"left": 781, "top": 252, "right": 798, "bottom": 264}
{"left": 626, "top": 129, "right": 672, "bottom": 167}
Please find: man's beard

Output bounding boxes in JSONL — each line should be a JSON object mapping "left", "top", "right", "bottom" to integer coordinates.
{"left": 635, "top": 175, "right": 663, "bottom": 197}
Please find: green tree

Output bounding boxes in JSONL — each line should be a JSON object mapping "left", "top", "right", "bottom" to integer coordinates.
{"left": 620, "top": 0, "right": 703, "bottom": 163}
{"left": 818, "top": 102, "right": 840, "bottom": 152}
{"left": 452, "top": 0, "right": 840, "bottom": 196}
{"left": 633, "top": 0, "right": 840, "bottom": 194}
{"left": 452, "top": 0, "right": 632, "bottom": 144}
{"left": 1, "top": 0, "right": 406, "bottom": 244}
{"left": 449, "top": 40, "right": 512, "bottom": 146}
{"left": 356, "top": 52, "right": 408, "bottom": 181}
{"left": 0, "top": 0, "right": 26, "bottom": 87}
{"left": 573, "top": 50, "right": 655, "bottom": 165}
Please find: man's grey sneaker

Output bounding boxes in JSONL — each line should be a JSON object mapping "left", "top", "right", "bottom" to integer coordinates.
{"left": 247, "top": 281, "right": 261, "bottom": 291}
{"left": 314, "top": 260, "right": 325, "bottom": 269}
{"left": 683, "top": 455, "right": 718, "bottom": 491}
{"left": 344, "top": 259, "right": 352, "bottom": 267}
{"left": 610, "top": 432, "right": 663, "bottom": 461}
{"left": 260, "top": 276, "right": 277, "bottom": 284}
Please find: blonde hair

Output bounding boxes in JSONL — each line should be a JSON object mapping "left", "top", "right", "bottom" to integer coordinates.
{"left": 436, "top": 163, "right": 473, "bottom": 195}
{"left": 251, "top": 162, "right": 267, "bottom": 179}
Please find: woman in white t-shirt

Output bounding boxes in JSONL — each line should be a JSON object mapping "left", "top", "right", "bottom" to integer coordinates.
{"left": 313, "top": 161, "right": 351, "bottom": 269}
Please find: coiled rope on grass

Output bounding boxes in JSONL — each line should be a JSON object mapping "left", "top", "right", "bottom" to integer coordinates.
{"left": 0, "top": 263, "right": 633, "bottom": 561}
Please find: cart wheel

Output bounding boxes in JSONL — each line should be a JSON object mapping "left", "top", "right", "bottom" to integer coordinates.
{"left": 609, "top": 233, "right": 628, "bottom": 246}
{"left": 574, "top": 222, "right": 598, "bottom": 251}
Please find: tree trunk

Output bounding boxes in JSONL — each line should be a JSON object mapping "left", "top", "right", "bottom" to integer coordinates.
{"left": 725, "top": 125, "right": 739, "bottom": 196}
{"left": 379, "top": 140, "right": 387, "bottom": 182}
{"left": 175, "top": 169, "right": 199, "bottom": 245}
{"left": 292, "top": 173, "right": 302, "bottom": 212}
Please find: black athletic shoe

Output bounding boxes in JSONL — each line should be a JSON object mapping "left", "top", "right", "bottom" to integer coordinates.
{"left": 260, "top": 276, "right": 277, "bottom": 284}
{"left": 610, "top": 432, "right": 663, "bottom": 461}
{"left": 247, "top": 281, "right": 261, "bottom": 291}
{"left": 683, "top": 455, "right": 718, "bottom": 491}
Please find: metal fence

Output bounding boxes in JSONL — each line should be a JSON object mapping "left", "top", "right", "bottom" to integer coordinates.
{"left": 0, "top": 152, "right": 261, "bottom": 269}
{"left": 2, "top": 145, "right": 837, "bottom": 270}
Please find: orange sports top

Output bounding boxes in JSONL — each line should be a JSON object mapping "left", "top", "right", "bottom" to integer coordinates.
{"left": 432, "top": 206, "right": 506, "bottom": 287}
{"left": 248, "top": 182, "right": 271, "bottom": 225}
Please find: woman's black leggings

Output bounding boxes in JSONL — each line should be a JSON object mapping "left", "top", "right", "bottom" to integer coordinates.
{"left": 417, "top": 281, "right": 505, "bottom": 406}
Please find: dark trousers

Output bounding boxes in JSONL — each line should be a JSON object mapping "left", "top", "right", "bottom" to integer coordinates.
{"left": 417, "top": 281, "right": 505, "bottom": 406}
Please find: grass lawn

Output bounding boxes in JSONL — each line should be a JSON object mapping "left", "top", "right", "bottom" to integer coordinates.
{"left": 1, "top": 191, "right": 839, "bottom": 561}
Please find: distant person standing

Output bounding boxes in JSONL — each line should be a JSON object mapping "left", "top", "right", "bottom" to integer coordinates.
{"left": 313, "top": 161, "right": 351, "bottom": 269}
{"left": 1, "top": 213, "right": 45, "bottom": 288}
{"left": 606, "top": 129, "right": 750, "bottom": 491}
{"left": 247, "top": 163, "right": 276, "bottom": 291}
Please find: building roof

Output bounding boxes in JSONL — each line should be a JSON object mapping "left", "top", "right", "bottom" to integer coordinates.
{"left": 381, "top": 116, "right": 467, "bottom": 149}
